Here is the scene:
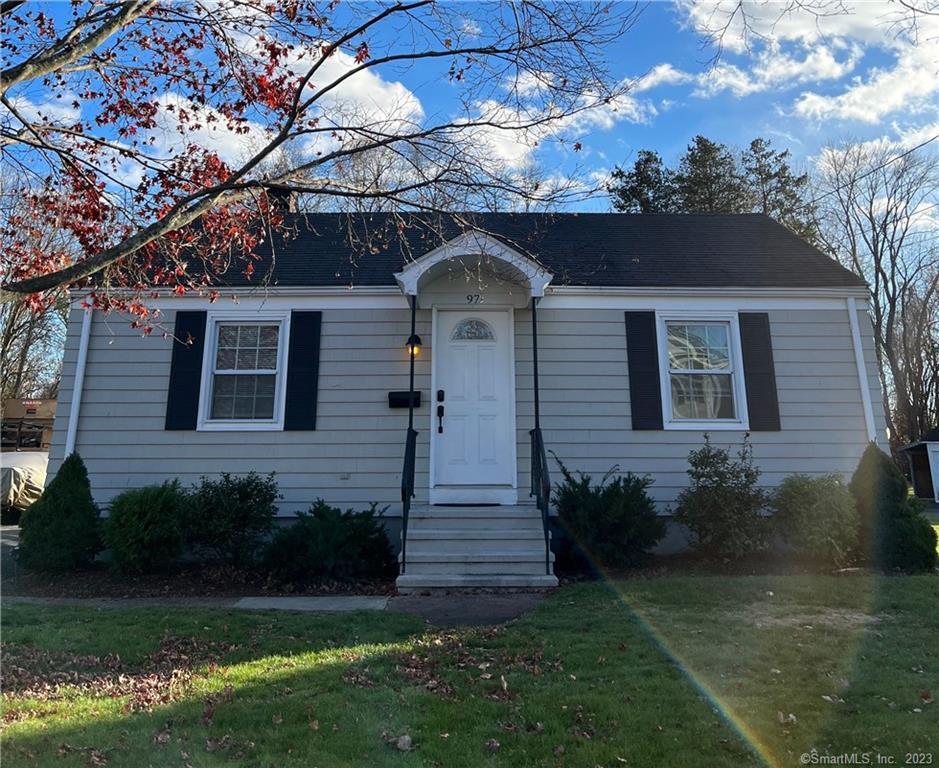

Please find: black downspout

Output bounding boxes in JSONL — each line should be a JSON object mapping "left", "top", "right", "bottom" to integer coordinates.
{"left": 532, "top": 297, "right": 541, "bottom": 431}
{"left": 400, "top": 294, "right": 418, "bottom": 575}
{"left": 408, "top": 295, "right": 416, "bottom": 432}
{"left": 530, "top": 296, "right": 551, "bottom": 574}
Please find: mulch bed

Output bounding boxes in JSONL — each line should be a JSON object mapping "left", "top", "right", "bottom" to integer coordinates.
{"left": 2, "top": 564, "right": 396, "bottom": 599}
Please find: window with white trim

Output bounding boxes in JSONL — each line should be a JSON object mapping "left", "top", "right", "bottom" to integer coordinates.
{"left": 201, "top": 318, "right": 286, "bottom": 428}
{"left": 658, "top": 315, "right": 748, "bottom": 429}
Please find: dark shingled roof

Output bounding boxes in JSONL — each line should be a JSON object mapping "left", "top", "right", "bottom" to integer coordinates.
{"left": 218, "top": 212, "right": 865, "bottom": 289}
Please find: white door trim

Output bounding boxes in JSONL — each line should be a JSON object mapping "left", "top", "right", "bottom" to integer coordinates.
{"left": 429, "top": 306, "right": 518, "bottom": 505}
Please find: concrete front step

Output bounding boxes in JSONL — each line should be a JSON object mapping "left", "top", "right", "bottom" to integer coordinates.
{"left": 397, "top": 503, "right": 556, "bottom": 590}
{"left": 406, "top": 528, "right": 546, "bottom": 540}
{"left": 408, "top": 504, "right": 539, "bottom": 518}
{"left": 396, "top": 574, "right": 558, "bottom": 590}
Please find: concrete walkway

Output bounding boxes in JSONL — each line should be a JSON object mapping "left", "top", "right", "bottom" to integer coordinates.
{"left": 2, "top": 591, "right": 549, "bottom": 625}
{"left": 3, "top": 595, "right": 389, "bottom": 612}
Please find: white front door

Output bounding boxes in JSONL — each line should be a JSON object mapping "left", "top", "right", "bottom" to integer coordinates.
{"left": 431, "top": 310, "right": 516, "bottom": 503}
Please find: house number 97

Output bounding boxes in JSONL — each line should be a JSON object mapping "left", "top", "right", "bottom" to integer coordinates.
{"left": 466, "top": 294, "right": 483, "bottom": 304}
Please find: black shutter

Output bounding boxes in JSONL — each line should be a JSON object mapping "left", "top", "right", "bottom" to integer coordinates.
{"left": 165, "top": 310, "right": 207, "bottom": 430}
{"left": 739, "top": 312, "right": 780, "bottom": 431}
{"left": 284, "top": 311, "right": 322, "bottom": 430}
{"left": 625, "top": 311, "right": 663, "bottom": 430}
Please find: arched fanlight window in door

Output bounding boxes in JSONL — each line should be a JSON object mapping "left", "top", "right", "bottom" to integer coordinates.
{"left": 451, "top": 318, "right": 495, "bottom": 341}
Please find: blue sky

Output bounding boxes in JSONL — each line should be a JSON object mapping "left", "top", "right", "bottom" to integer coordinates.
{"left": 390, "top": 0, "right": 936, "bottom": 211}
{"left": 10, "top": 1, "right": 939, "bottom": 212}
{"left": 482, "top": 0, "right": 939, "bottom": 209}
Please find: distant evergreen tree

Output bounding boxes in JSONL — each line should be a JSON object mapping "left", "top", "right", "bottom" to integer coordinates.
{"left": 741, "top": 138, "right": 818, "bottom": 243}
{"left": 608, "top": 135, "right": 820, "bottom": 244}
{"left": 609, "top": 150, "right": 677, "bottom": 213}
{"left": 674, "top": 135, "right": 751, "bottom": 213}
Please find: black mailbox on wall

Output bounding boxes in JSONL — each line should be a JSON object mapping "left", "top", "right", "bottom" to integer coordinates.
{"left": 388, "top": 391, "right": 421, "bottom": 409}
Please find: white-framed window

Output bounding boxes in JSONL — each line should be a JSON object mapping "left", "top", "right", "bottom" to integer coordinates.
{"left": 198, "top": 312, "right": 290, "bottom": 431}
{"left": 656, "top": 312, "right": 749, "bottom": 430}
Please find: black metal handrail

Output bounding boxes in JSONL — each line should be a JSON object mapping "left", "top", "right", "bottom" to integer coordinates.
{"left": 530, "top": 426, "right": 551, "bottom": 574}
{"left": 400, "top": 426, "right": 417, "bottom": 574}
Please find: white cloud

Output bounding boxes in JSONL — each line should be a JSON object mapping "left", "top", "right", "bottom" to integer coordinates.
{"left": 677, "top": 0, "right": 901, "bottom": 52}
{"left": 462, "top": 85, "right": 654, "bottom": 171}
{"left": 6, "top": 91, "right": 81, "bottom": 125}
{"left": 678, "top": 0, "right": 939, "bottom": 125}
{"left": 297, "top": 44, "right": 424, "bottom": 128}
{"left": 150, "top": 93, "right": 276, "bottom": 168}
{"left": 695, "top": 42, "right": 861, "bottom": 97}
{"left": 794, "top": 42, "right": 939, "bottom": 122}
{"left": 633, "top": 63, "right": 694, "bottom": 92}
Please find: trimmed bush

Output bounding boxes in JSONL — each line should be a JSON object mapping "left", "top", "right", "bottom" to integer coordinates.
{"left": 264, "top": 500, "right": 396, "bottom": 585}
{"left": 18, "top": 453, "right": 100, "bottom": 572}
{"left": 188, "top": 472, "right": 280, "bottom": 566}
{"left": 103, "top": 481, "right": 189, "bottom": 573}
{"left": 772, "top": 474, "right": 859, "bottom": 567}
{"left": 674, "top": 436, "right": 769, "bottom": 560}
{"left": 552, "top": 458, "right": 664, "bottom": 571}
{"left": 849, "top": 444, "right": 937, "bottom": 572}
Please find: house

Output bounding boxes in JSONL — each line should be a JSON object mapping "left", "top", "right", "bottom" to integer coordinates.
{"left": 47, "top": 212, "right": 887, "bottom": 589}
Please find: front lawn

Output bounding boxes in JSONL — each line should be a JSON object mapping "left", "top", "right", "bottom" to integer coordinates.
{"left": 2, "top": 575, "right": 936, "bottom": 767}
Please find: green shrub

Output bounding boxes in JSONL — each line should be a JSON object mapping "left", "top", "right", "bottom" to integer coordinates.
{"left": 264, "top": 500, "right": 396, "bottom": 584}
{"left": 674, "top": 435, "right": 769, "bottom": 560}
{"left": 103, "top": 481, "right": 189, "bottom": 573}
{"left": 552, "top": 458, "right": 664, "bottom": 571}
{"left": 188, "top": 472, "right": 280, "bottom": 566}
{"left": 18, "top": 453, "right": 100, "bottom": 572}
{"left": 849, "top": 444, "right": 937, "bottom": 572}
{"left": 772, "top": 473, "right": 859, "bottom": 567}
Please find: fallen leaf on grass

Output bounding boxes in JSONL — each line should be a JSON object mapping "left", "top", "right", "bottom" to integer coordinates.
{"left": 920, "top": 689, "right": 933, "bottom": 705}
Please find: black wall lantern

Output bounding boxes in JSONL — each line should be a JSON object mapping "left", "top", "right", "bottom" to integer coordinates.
{"left": 406, "top": 333, "right": 422, "bottom": 357}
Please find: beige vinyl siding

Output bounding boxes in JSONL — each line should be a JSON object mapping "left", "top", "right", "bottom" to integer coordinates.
{"left": 49, "top": 298, "right": 885, "bottom": 515}
{"left": 49, "top": 306, "right": 434, "bottom": 514}
{"left": 515, "top": 306, "right": 886, "bottom": 508}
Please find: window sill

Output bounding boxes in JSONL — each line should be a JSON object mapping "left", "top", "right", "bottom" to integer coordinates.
{"left": 197, "top": 421, "right": 284, "bottom": 432}
{"left": 663, "top": 420, "right": 750, "bottom": 431}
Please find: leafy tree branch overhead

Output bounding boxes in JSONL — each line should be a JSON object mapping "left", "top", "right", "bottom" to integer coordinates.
{"left": 0, "top": 0, "right": 635, "bottom": 313}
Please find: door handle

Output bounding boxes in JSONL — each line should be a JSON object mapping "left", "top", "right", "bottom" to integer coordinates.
{"left": 437, "top": 404, "right": 444, "bottom": 433}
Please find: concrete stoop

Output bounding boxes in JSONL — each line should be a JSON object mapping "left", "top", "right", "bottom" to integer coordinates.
{"left": 396, "top": 504, "right": 558, "bottom": 592}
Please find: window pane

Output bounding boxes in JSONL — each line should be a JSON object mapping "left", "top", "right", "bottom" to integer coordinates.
{"left": 670, "top": 373, "right": 735, "bottom": 419}
{"left": 211, "top": 374, "right": 276, "bottom": 421}
{"left": 255, "top": 376, "right": 276, "bottom": 396}
{"left": 257, "top": 347, "right": 278, "bottom": 369}
{"left": 259, "top": 325, "right": 279, "bottom": 347}
{"left": 667, "top": 322, "right": 730, "bottom": 371}
{"left": 215, "top": 348, "right": 236, "bottom": 369}
{"left": 218, "top": 325, "right": 238, "bottom": 346}
{"left": 254, "top": 397, "right": 275, "bottom": 418}
{"left": 214, "top": 376, "right": 236, "bottom": 397}
{"left": 451, "top": 318, "right": 494, "bottom": 340}
{"left": 236, "top": 347, "right": 258, "bottom": 370}
{"left": 238, "top": 325, "right": 259, "bottom": 346}
{"left": 234, "top": 375, "right": 257, "bottom": 397}
{"left": 667, "top": 325, "right": 690, "bottom": 368}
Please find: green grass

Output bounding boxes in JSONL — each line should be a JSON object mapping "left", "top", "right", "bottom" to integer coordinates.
{"left": 2, "top": 575, "right": 937, "bottom": 767}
